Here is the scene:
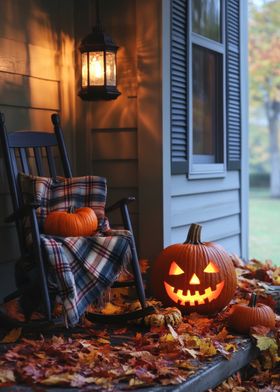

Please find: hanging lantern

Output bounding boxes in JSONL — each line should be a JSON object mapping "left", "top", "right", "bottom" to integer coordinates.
{"left": 78, "top": 1, "right": 121, "bottom": 101}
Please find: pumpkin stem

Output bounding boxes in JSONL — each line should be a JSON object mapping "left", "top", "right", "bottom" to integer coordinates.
{"left": 68, "top": 206, "right": 75, "bottom": 214}
{"left": 249, "top": 293, "right": 257, "bottom": 307}
{"left": 184, "top": 223, "right": 202, "bottom": 244}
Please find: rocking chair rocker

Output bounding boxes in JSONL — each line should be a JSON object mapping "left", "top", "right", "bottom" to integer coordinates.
{"left": 0, "top": 112, "right": 154, "bottom": 329}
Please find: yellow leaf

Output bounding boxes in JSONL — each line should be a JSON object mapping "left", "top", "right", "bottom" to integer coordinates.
{"left": 198, "top": 339, "right": 217, "bottom": 357}
{"left": 97, "top": 337, "right": 110, "bottom": 344}
{"left": 101, "top": 302, "right": 122, "bottom": 315}
{"left": 1, "top": 328, "right": 22, "bottom": 343}
{"left": 252, "top": 335, "right": 278, "bottom": 354}
{"left": 41, "top": 373, "right": 73, "bottom": 385}
{"left": 225, "top": 343, "right": 238, "bottom": 352}
{"left": 160, "top": 333, "right": 175, "bottom": 342}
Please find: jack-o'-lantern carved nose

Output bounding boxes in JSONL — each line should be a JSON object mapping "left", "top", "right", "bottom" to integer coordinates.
{"left": 189, "top": 273, "right": 200, "bottom": 285}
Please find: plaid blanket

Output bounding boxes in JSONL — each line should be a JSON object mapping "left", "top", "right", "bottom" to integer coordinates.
{"left": 41, "top": 230, "right": 132, "bottom": 327}
{"left": 19, "top": 173, "right": 133, "bottom": 326}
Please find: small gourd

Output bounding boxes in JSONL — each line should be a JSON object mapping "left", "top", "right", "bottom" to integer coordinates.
{"left": 129, "top": 301, "right": 182, "bottom": 327}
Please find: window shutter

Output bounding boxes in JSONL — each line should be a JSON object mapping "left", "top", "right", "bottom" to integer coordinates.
{"left": 171, "top": 0, "right": 188, "bottom": 174}
{"left": 226, "top": 0, "right": 241, "bottom": 170}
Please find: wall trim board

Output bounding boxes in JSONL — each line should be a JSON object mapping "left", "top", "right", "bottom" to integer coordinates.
{"left": 240, "top": 0, "right": 249, "bottom": 259}
{"left": 162, "top": 0, "right": 172, "bottom": 248}
{"left": 136, "top": 0, "right": 163, "bottom": 260}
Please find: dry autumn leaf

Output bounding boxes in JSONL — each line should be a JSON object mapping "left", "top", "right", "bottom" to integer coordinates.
{"left": 0, "top": 368, "right": 15, "bottom": 383}
{"left": 252, "top": 335, "right": 278, "bottom": 354}
{"left": 101, "top": 302, "right": 122, "bottom": 315}
{"left": 1, "top": 328, "right": 22, "bottom": 343}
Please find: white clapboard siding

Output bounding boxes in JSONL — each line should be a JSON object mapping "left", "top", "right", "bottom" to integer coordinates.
{"left": 171, "top": 171, "right": 240, "bottom": 196}
{"left": 171, "top": 189, "right": 240, "bottom": 228}
{"left": 170, "top": 172, "right": 241, "bottom": 254}
{"left": 171, "top": 214, "right": 241, "bottom": 254}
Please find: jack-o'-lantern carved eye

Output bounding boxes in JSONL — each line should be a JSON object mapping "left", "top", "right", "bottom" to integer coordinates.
{"left": 169, "top": 261, "right": 184, "bottom": 275}
{"left": 204, "top": 261, "right": 219, "bottom": 273}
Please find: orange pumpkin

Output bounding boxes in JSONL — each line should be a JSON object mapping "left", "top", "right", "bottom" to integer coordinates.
{"left": 150, "top": 223, "right": 237, "bottom": 315}
{"left": 228, "top": 293, "right": 276, "bottom": 334}
{"left": 44, "top": 206, "right": 98, "bottom": 237}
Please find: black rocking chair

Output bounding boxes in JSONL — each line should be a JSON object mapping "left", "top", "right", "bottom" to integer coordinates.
{"left": 0, "top": 112, "right": 154, "bottom": 329}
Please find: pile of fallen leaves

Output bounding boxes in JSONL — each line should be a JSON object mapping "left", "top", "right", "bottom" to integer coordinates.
{"left": 0, "top": 316, "right": 247, "bottom": 389}
{"left": 0, "top": 257, "right": 279, "bottom": 390}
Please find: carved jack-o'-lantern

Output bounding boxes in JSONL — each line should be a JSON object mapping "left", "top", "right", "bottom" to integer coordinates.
{"left": 150, "top": 224, "right": 237, "bottom": 315}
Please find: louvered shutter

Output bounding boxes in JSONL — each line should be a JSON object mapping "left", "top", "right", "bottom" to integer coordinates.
{"left": 227, "top": 0, "right": 241, "bottom": 170}
{"left": 171, "top": 0, "right": 188, "bottom": 174}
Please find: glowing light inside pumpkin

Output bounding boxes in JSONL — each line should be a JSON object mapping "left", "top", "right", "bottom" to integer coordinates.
{"left": 189, "top": 273, "right": 200, "bottom": 285}
{"left": 164, "top": 281, "right": 225, "bottom": 306}
{"left": 204, "top": 261, "right": 220, "bottom": 273}
{"left": 169, "top": 261, "right": 184, "bottom": 275}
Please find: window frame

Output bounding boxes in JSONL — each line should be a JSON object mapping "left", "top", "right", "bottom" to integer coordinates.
{"left": 187, "top": 0, "right": 227, "bottom": 179}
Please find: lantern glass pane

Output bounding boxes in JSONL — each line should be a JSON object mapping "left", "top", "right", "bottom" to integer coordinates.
{"left": 82, "top": 53, "right": 88, "bottom": 87}
{"left": 89, "top": 51, "right": 104, "bottom": 86}
{"left": 106, "top": 52, "right": 116, "bottom": 86}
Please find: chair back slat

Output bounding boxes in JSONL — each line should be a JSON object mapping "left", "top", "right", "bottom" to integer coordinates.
{"left": 0, "top": 112, "right": 73, "bottom": 255}
{"left": 9, "top": 148, "right": 22, "bottom": 209}
{"left": 8, "top": 131, "right": 58, "bottom": 148}
{"left": 51, "top": 114, "right": 72, "bottom": 178}
{"left": 34, "top": 147, "right": 44, "bottom": 176}
{"left": 45, "top": 146, "right": 57, "bottom": 177}
{"left": 19, "top": 148, "right": 30, "bottom": 174}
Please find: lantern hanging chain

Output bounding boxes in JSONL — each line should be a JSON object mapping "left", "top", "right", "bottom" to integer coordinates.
{"left": 95, "top": 0, "right": 102, "bottom": 31}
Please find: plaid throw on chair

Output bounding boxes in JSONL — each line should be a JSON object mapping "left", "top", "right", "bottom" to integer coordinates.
{"left": 19, "top": 174, "right": 132, "bottom": 326}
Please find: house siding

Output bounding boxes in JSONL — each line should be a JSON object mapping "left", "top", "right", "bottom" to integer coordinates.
{"left": 0, "top": 0, "right": 247, "bottom": 301}
{"left": 170, "top": 172, "right": 241, "bottom": 254}
{"left": 0, "top": 0, "right": 76, "bottom": 299}
{"left": 74, "top": 0, "right": 163, "bottom": 261}
{"left": 171, "top": 172, "right": 241, "bottom": 254}
{"left": 163, "top": 0, "right": 245, "bottom": 256}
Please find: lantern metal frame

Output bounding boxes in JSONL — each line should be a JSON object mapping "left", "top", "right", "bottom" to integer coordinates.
{"left": 78, "top": 1, "right": 121, "bottom": 101}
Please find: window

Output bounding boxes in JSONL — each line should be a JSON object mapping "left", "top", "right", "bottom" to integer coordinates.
{"left": 170, "top": 0, "right": 241, "bottom": 176}
{"left": 192, "top": 45, "right": 223, "bottom": 162}
{"left": 189, "top": 0, "right": 226, "bottom": 178}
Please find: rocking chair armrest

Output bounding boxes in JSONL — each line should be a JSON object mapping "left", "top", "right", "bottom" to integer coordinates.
{"left": 106, "top": 197, "right": 135, "bottom": 213}
{"left": 5, "top": 202, "right": 41, "bottom": 223}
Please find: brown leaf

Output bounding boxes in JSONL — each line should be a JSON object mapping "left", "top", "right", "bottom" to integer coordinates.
{"left": 250, "top": 325, "right": 271, "bottom": 336}
{"left": 1, "top": 328, "right": 22, "bottom": 343}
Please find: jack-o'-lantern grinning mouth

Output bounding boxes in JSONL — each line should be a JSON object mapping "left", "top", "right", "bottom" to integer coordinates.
{"left": 164, "top": 281, "right": 225, "bottom": 306}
